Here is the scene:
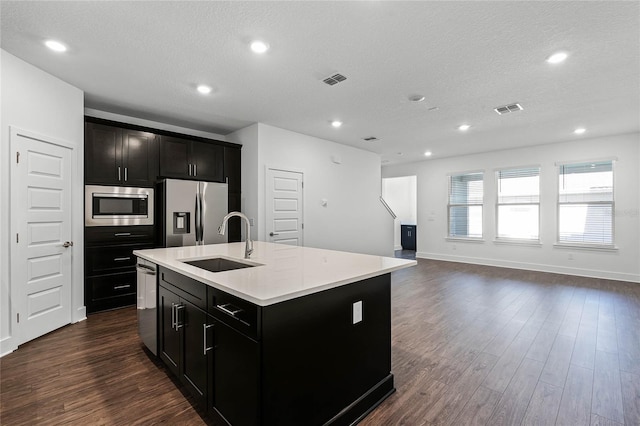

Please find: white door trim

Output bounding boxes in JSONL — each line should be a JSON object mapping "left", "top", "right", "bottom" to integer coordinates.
{"left": 9, "top": 126, "right": 76, "bottom": 348}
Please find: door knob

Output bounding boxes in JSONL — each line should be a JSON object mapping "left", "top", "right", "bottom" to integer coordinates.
{"left": 62, "top": 241, "right": 74, "bottom": 248}
{"left": 269, "top": 232, "right": 279, "bottom": 237}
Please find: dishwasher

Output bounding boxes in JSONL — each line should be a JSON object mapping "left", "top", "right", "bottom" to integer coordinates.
{"left": 136, "top": 258, "right": 157, "bottom": 355}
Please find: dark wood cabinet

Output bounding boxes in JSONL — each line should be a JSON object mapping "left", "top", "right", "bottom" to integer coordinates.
{"left": 401, "top": 225, "right": 417, "bottom": 250}
{"left": 224, "top": 146, "right": 241, "bottom": 193}
{"left": 159, "top": 275, "right": 210, "bottom": 409}
{"left": 85, "top": 122, "right": 158, "bottom": 187}
{"left": 155, "top": 266, "right": 392, "bottom": 425}
{"left": 159, "top": 136, "right": 224, "bottom": 182}
{"left": 85, "top": 226, "right": 155, "bottom": 313}
{"left": 210, "top": 320, "right": 259, "bottom": 426}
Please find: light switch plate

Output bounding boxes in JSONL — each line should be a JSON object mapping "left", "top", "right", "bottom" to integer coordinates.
{"left": 353, "top": 301, "right": 362, "bottom": 324}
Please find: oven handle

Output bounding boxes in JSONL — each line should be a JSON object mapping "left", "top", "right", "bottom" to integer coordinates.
{"left": 136, "top": 265, "right": 156, "bottom": 275}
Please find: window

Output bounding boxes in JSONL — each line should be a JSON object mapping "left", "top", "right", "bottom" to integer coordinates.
{"left": 448, "top": 172, "right": 483, "bottom": 238}
{"left": 558, "top": 160, "right": 614, "bottom": 246}
{"left": 496, "top": 167, "right": 540, "bottom": 241}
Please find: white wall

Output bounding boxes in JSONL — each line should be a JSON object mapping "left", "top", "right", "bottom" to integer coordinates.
{"left": 383, "top": 133, "right": 640, "bottom": 283}
{"left": 229, "top": 123, "right": 394, "bottom": 256}
{"left": 1, "top": 50, "right": 85, "bottom": 355}
{"left": 84, "top": 108, "right": 227, "bottom": 141}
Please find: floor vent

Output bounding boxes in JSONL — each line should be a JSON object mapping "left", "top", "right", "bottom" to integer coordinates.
{"left": 323, "top": 73, "right": 347, "bottom": 86}
{"left": 494, "top": 103, "right": 523, "bottom": 115}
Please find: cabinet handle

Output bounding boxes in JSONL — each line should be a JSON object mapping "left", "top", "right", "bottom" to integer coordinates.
{"left": 118, "top": 166, "right": 121, "bottom": 181}
{"left": 114, "top": 232, "right": 131, "bottom": 237}
{"left": 203, "top": 323, "right": 214, "bottom": 355}
{"left": 216, "top": 303, "right": 243, "bottom": 317}
{"left": 188, "top": 163, "right": 193, "bottom": 176}
{"left": 193, "top": 164, "right": 197, "bottom": 176}
{"left": 171, "top": 302, "right": 177, "bottom": 330}
{"left": 124, "top": 167, "right": 128, "bottom": 182}
{"left": 114, "top": 257, "right": 131, "bottom": 262}
{"left": 113, "top": 284, "right": 131, "bottom": 290}
{"left": 175, "top": 304, "right": 185, "bottom": 329}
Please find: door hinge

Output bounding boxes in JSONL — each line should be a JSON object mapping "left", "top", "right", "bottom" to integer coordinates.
{"left": 302, "top": 223, "right": 304, "bottom": 229}
{"left": 16, "top": 233, "right": 19, "bottom": 243}
{"left": 17, "top": 313, "right": 20, "bottom": 323}
{"left": 16, "top": 152, "right": 20, "bottom": 164}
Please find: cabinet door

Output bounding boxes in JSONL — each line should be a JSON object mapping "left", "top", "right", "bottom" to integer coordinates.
{"left": 85, "top": 122, "right": 122, "bottom": 185}
{"left": 192, "top": 141, "right": 224, "bottom": 182}
{"left": 181, "top": 302, "right": 209, "bottom": 408}
{"left": 122, "top": 129, "right": 158, "bottom": 186}
{"left": 211, "top": 320, "right": 259, "bottom": 426}
{"left": 224, "top": 146, "right": 241, "bottom": 192}
{"left": 159, "top": 285, "right": 181, "bottom": 376}
{"left": 159, "top": 136, "right": 191, "bottom": 179}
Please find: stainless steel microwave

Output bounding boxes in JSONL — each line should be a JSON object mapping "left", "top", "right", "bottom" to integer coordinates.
{"left": 85, "top": 185, "right": 154, "bottom": 227}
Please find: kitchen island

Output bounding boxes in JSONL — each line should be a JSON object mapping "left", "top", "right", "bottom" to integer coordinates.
{"left": 134, "top": 242, "right": 415, "bottom": 426}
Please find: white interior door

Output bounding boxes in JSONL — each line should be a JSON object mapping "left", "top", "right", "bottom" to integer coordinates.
{"left": 11, "top": 129, "right": 73, "bottom": 344}
{"left": 266, "top": 168, "right": 303, "bottom": 246}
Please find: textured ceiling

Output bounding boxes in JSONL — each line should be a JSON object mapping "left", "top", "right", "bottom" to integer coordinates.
{"left": 1, "top": 1, "right": 639, "bottom": 164}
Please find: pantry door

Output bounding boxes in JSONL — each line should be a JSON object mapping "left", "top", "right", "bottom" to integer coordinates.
{"left": 266, "top": 168, "right": 303, "bottom": 246}
{"left": 11, "top": 128, "right": 73, "bottom": 345}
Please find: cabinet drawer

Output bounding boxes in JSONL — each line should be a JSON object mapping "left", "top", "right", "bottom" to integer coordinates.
{"left": 208, "top": 287, "right": 260, "bottom": 340}
{"left": 159, "top": 267, "right": 207, "bottom": 310}
{"left": 87, "top": 272, "right": 137, "bottom": 301}
{"left": 85, "top": 225, "right": 155, "bottom": 245}
{"left": 86, "top": 244, "right": 152, "bottom": 275}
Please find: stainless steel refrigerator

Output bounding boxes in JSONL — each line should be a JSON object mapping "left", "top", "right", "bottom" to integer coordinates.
{"left": 157, "top": 179, "right": 229, "bottom": 247}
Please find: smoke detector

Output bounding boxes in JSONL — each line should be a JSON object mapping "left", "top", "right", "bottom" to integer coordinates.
{"left": 494, "top": 103, "right": 523, "bottom": 115}
{"left": 322, "top": 73, "right": 347, "bottom": 86}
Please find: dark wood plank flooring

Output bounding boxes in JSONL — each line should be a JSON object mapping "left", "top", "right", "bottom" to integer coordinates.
{"left": 2, "top": 260, "right": 639, "bottom": 425}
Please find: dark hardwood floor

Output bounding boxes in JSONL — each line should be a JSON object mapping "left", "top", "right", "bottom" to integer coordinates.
{"left": 2, "top": 259, "right": 639, "bottom": 425}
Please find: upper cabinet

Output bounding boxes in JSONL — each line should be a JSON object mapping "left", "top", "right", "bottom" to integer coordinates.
{"left": 85, "top": 122, "right": 158, "bottom": 187}
{"left": 224, "top": 146, "right": 241, "bottom": 193}
{"left": 159, "top": 136, "right": 224, "bottom": 182}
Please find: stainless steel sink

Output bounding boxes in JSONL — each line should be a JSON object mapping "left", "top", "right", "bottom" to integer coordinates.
{"left": 182, "top": 257, "right": 256, "bottom": 273}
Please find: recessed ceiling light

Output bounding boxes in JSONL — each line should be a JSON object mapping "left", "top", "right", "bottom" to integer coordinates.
{"left": 250, "top": 40, "right": 269, "bottom": 54}
{"left": 546, "top": 52, "right": 568, "bottom": 64}
{"left": 197, "top": 85, "right": 212, "bottom": 95}
{"left": 424, "top": 151, "right": 432, "bottom": 157}
{"left": 409, "top": 95, "right": 425, "bottom": 103}
{"left": 331, "top": 120, "right": 342, "bottom": 128}
{"left": 574, "top": 127, "right": 586, "bottom": 134}
{"left": 45, "top": 40, "right": 67, "bottom": 52}
{"left": 458, "top": 124, "right": 471, "bottom": 131}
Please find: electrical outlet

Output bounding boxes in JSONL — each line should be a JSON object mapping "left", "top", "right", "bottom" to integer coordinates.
{"left": 353, "top": 301, "right": 362, "bottom": 324}
{"left": 249, "top": 218, "right": 254, "bottom": 226}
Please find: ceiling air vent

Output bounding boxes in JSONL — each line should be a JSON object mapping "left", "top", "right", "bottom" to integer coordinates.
{"left": 494, "top": 103, "right": 523, "bottom": 115}
{"left": 363, "top": 136, "right": 379, "bottom": 142}
{"left": 322, "top": 73, "right": 347, "bottom": 86}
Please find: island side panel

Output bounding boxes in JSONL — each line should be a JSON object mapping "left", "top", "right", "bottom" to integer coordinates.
{"left": 261, "top": 273, "right": 393, "bottom": 425}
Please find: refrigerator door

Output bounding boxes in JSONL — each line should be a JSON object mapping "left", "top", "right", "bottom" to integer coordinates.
{"left": 200, "top": 181, "right": 229, "bottom": 245}
{"left": 164, "top": 179, "right": 198, "bottom": 247}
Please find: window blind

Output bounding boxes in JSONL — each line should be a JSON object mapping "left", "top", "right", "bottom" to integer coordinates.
{"left": 497, "top": 167, "right": 540, "bottom": 240}
{"left": 448, "top": 172, "right": 483, "bottom": 238}
{"left": 558, "top": 160, "right": 613, "bottom": 245}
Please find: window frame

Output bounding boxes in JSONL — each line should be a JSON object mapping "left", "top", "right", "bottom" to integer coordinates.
{"left": 555, "top": 159, "right": 616, "bottom": 249}
{"left": 447, "top": 170, "right": 484, "bottom": 240}
{"left": 494, "top": 166, "right": 541, "bottom": 243}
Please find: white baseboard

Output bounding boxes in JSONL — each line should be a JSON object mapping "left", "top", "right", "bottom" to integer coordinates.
{"left": 0, "top": 335, "right": 17, "bottom": 358}
{"left": 416, "top": 252, "right": 640, "bottom": 283}
{"left": 73, "top": 306, "right": 87, "bottom": 323}
{"left": 394, "top": 245, "right": 403, "bottom": 251}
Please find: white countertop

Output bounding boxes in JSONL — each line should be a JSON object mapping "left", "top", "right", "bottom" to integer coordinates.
{"left": 134, "top": 242, "right": 416, "bottom": 306}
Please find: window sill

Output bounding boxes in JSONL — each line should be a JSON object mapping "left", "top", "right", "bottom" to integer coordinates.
{"left": 493, "top": 239, "right": 542, "bottom": 247}
{"left": 446, "top": 237, "right": 485, "bottom": 243}
{"left": 553, "top": 243, "right": 618, "bottom": 252}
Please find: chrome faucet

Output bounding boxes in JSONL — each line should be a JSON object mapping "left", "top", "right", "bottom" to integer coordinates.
{"left": 218, "top": 211, "right": 253, "bottom": 259}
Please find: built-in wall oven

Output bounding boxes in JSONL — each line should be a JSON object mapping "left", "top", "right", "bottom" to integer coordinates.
{"left": 85, "top": 185, "right": 154, "bottom": 226}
